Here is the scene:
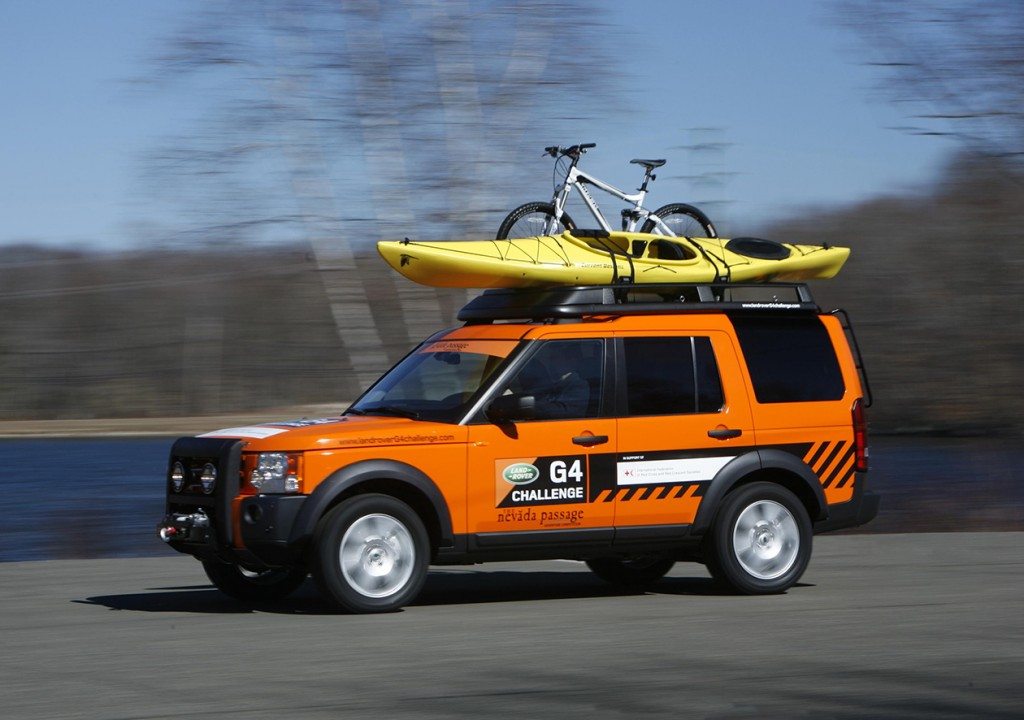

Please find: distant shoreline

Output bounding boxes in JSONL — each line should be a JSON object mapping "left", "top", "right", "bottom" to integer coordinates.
{"left": 0, "top": 404, "right": 347, "bottom": 439}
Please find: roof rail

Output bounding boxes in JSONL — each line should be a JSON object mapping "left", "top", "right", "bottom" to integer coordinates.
{"left": 458, "top": 282, "right": 818, "bottom": 323}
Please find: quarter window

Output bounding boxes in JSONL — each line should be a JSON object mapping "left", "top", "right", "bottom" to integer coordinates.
{"left": 622, "top": 337, "right": 724, "bottom": 416}
{"left": 729, "top": 314, "right": 845, "bottom": 403}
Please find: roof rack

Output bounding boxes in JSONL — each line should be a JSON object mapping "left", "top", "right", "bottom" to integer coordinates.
{"left": 458, "top": 282, "right": 819, "bottom": 323}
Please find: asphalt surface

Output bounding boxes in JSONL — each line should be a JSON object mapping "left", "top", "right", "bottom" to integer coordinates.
{"left": 1, "top": 533, "right": 1021, "bottom": 719}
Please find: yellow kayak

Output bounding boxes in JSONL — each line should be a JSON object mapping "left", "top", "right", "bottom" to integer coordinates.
{"left": 377, "top": 231, "right": 849, "bottom": 288}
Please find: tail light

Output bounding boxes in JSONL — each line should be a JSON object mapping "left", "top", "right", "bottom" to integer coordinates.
{"left": 852, "top": 398, "right": 869, "bottom": 472}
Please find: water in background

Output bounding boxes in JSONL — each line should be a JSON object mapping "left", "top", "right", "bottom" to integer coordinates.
{"left": 0, "top": 436, "right": 1020, "bottom": 563}
{"left": 0, "top": 438, "right": 176, "bottom": 563}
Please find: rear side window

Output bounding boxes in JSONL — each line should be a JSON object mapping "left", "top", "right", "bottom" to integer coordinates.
{"left": 622, "top": 337, "right": 724, "bottom": 416}
{"left": 729, "top": 314, "right": 844, "bottom": 403}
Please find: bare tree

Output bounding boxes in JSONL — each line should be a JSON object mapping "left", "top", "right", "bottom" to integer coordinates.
{"left": 143, "top": 0, "right": 621, "bottom": 396}
{"left": 841, "top": 1, "right": 1024, "bottom": 162}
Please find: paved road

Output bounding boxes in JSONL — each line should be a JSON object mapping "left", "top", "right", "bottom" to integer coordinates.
{"left": 1, "top": 533, "right": 1021, "bottom": 719}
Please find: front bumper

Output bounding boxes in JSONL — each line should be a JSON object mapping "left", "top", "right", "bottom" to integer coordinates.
{"left": 236, "top": 494, "right": 308, "bottom": 565}
{"left": 159, "top": 437, "right": 241, "bottom": 556}
{"left": 158, "top": 437, "right": 309, "bottom": 568}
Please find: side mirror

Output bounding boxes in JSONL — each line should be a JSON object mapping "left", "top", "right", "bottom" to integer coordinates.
{"left": 485, "top": 394, "right": 535, "bottom": 423}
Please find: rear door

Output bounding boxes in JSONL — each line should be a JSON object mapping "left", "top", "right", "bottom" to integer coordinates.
{"left": 600, "top": 323, "right": 754, "bottom": 532}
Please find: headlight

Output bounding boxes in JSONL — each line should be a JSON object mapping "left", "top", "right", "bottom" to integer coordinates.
{"left": 170, "top": 462, "right": 185, "bottom": 493}
{"left": 200, "top": 463, "right": 217, "bottom": 494}
{"left": 249, "top": 453, "right": 302, "bottom": 494}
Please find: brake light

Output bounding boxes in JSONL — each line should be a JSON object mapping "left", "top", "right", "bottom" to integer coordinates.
{"left": 852, "top": 398, "right": 869, "bottom": 472}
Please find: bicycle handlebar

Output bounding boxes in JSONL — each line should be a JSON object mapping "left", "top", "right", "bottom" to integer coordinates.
{"left": 544, "top": 143, "right": 597, "bottom": 158}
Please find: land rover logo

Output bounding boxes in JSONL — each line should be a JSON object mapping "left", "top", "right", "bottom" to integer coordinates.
{"left": 502, "top": 462, "right": 540, "bottom": 485}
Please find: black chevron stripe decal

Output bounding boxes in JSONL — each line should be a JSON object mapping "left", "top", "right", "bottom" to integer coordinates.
{"left": 822, "top": 447, "right": 855, "bottom": 488}
{"left": 816, "top": 441, "right": 846, "bottom": 477}
{"left": 806, "top": 441, "right": 831, "bottom": 471}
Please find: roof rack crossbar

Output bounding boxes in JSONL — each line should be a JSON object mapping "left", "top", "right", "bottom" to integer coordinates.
{"left": 458, "top": 282, "right": 820, "bottom": 323}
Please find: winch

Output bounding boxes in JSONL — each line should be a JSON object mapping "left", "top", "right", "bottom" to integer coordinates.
{"left": 158, "top": 509, "right": 211, "bottom": 544}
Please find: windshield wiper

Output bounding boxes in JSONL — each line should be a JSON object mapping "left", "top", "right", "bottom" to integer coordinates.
{"left": 349, "top": 405, "right": 420, "bottom": 420}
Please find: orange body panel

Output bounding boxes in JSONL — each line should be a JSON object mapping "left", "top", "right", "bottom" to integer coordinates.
{"left": 234, "top": 419, "right": 471, "bottom": 533}
{"left": 203, "top": 309, "right": 865, "bottom": 551}
{"left": 162, "top": 281, "right": 879, "bottom": 611}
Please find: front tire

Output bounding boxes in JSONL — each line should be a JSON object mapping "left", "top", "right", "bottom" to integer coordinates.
{"left": 586, "top": 556, "right": 675, "bottom": 587}
{"left": 641, "top": 203, "right": 717, "bottom": 238}
{"left": 201, "top": 559, "right": 307, "bottom": 602}
{"left": 497, "top": 202, "right": 576, "bottom": 239}
{"left": 313, "top": 494, "right": 429, "bottom": 613}
{"left": 703, "top": 482, "right": 811, "bottom": 594}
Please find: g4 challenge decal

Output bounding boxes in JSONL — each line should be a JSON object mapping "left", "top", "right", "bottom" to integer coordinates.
{"left": 496, "top": 455, "right": 586, "bottom": 507}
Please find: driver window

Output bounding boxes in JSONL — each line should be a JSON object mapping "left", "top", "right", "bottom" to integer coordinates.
{"left": 499, "top": 339, "right": 604, "bottom": 420}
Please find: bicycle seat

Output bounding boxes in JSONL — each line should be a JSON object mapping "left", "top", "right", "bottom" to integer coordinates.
{"left": 630, "top": 158, "right": 666, "bottom": 169}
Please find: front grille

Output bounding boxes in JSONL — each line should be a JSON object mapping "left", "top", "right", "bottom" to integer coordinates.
{"left": 165, "top": 437, "right": 243, "bottom": 547}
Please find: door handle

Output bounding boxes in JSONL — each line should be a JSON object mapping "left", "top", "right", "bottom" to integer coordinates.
{"left": 707, "top": 427, "right": 742, "bottom": 440}
{"left": 572, "top": 434, "right": 609, "bottom": 447}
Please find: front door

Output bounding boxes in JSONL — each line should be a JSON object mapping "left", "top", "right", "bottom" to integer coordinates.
{"left": 466, "top": 338, "right": 615, "bottom": 542}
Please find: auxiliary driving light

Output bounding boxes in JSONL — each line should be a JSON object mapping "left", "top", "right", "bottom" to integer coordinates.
{"left": 200, "top": 463, "right": 217, "bottom": 495}
{"left": 170, "top": 461, "right": 185, "bottom": 493}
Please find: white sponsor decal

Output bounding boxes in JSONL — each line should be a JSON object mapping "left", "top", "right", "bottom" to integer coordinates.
{"left": 198, "top": 426, "right": 288, "bottom": 439}
{"left": 271, "top": 417, "right": 342, "bottom": 428}
{"left": 616, "top": 457, "right": 733, "bottom": 485}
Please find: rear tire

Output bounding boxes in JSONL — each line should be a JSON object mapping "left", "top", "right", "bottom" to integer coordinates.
{"left": 586, "top": 556, "right": 675, "bottom": 587}
{"left": 313, "top": 494, "right": 429, "bottom": 613}
{"left": 201, "top": 559, "right": 307, "bottom": 602}
{"left": 497, "top": 202, "right": 576, "bottom": 239}
{"left": 703, "top": 482, "right": 811, "bottom": 594}
{"left": 641, "top": 203, "right": 716, "bottom": 238}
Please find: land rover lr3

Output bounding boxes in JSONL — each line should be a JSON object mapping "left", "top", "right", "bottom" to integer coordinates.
{"left": 159, "top": 282, "right": 878, "bottom": 613}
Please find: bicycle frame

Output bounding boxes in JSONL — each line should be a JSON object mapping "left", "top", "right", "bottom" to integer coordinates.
{"left": 548, "top": 163, "right": 672, "bottom": 235}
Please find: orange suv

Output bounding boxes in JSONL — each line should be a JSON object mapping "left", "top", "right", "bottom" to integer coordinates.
{"left": 159, "top": 282, "right": 878, "bottom": 612}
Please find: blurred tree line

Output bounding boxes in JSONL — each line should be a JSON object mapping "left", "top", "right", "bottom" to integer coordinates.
{"left": 772, "top": 152, "right": 1023, "bottom": 434}
{"left": 1, "top": 0, "right": 1021, "bottom": 432}
{"left": 0, "top": 242, "right": 461, "bottom": 418}
{"left": 2, "top": 152, "right": 1020, "bottom": 432}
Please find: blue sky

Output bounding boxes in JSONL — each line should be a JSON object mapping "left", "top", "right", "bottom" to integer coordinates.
{"left": 1, "top": 1, "right": 185, "bottom": 246}
{"left": 0, "top": 0, "right": 952, "bottom": 247}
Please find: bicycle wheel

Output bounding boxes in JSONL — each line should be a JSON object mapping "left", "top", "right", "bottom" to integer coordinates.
{"left": 641, "top": 203, "right": 717, "bottom": 238}
{"left": 496, "top": 202, "right": 576, "bottom": 239}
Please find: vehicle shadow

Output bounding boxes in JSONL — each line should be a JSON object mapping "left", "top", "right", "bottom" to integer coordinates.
{"left": 74, "top": 568, "right": 749, "bottom": 615}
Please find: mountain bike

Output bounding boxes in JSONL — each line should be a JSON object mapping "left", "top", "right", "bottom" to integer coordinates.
{"left": 496, "top": 143, "right": 717, "bottom": 240}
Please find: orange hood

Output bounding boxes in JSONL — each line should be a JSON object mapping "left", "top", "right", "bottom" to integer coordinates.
{"left": 198, "top": 415, "right": 466, "bottom": 452}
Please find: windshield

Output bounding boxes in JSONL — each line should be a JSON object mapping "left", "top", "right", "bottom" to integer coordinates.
{"left": 348, "top": 339, "right": 520, "bottom": 423}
